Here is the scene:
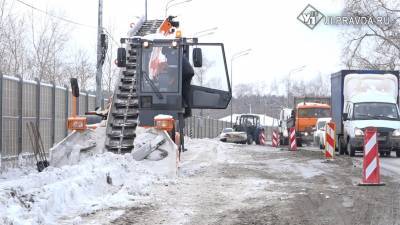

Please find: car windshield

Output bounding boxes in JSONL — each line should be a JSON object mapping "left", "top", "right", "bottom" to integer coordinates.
{"left": 298, "top": 108, "right": 331, "bottom": 118}
{"left": 353, "top": 102, "right": 399, "bottom": 120}
{"left": 141, "top": 45, "right": 179, "bottom": 93}
{"left": 223, "top": 128, "right": 233, "bottom": 133}
{"left": 317, "top": 121, "right": 326, "bottom": 130}
{"left": 240, "top": 116, "right": 259, "bottom": 126}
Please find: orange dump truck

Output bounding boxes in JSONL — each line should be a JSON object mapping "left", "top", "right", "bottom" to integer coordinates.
{"left": 287, "top": 97, "right": 331, "bottom": 146}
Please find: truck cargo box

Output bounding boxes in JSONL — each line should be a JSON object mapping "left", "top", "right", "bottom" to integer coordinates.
{"left": 330, "top": 70, "right": 399, "bottom": 135}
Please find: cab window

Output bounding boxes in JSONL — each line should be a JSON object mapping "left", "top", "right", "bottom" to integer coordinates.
{"left": 141, "top": 46, "right": 179, "bottom": 93}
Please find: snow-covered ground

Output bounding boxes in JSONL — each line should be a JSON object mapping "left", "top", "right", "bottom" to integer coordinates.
{"left": 0, "top": 152, "right": 177, "bottom": 225}
{"left": 0, "top": 126, "right": 182, "bottom": 225}
{"left": 3, "top": 129, "right": 399, "bottom": 225}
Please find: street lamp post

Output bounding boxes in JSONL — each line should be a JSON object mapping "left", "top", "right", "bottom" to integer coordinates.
{"left": 165, "top": 0, "right": 192, "bottom": 17}
{"left": 165, "top": 0, "right": 179, "bottom": 14}
{"left": 190, "top": 27, "right": 218, "bottom": 37}
{"left": 286, "top": 65, "right": 306, "bottom": 107}
{"left": 230, "top": 49, "right": 252, "bottom": 125}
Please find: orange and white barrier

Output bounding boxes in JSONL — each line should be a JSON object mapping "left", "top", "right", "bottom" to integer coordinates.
{"left": 272, "top": 130, "right": 279, "bottom": 147}
{"left": 289, "top": 127, "right": 297, "bottom": 151}
{"left": 360, "top": 127, "right": 384, "bottom": 186}
{"left": 325, "top": 122, "right": 335, "bottom": 160}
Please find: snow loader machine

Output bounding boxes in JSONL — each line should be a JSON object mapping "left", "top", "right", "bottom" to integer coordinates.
{"left": 106, "top": 15, "right": 232, "bottom": 157}
{"left": 50, "top": 16, "right": 231, "bottom": 167}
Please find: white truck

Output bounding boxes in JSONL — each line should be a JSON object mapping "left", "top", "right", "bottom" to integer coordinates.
{"left": 331, "top": 70, "right": 400, "bottom": 157}
{"left": 278, "top": 108, "right": 292, "bottom": 145}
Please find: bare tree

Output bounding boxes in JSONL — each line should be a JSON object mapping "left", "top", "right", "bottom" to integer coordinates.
{"left": 103, "top": 24, "right": 119, "bottom": 97}
{"left": 29, "top": 10, "right": 70, "bottom": 82}
{"left": 342, "top": 0, "right": 400, "bottom": 70}
{"left": 0, "top": 0, "right": 29, "bottom": 77}
{"left": 63, "top": 49, "right": 94, "bottom": 90}
{"left": 3, "top": 13, "right": 27, "bottom": 76}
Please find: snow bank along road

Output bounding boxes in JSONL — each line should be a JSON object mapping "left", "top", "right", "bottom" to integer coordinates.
{"left": 1, "top": 138, "right": 400, "bottom": 225}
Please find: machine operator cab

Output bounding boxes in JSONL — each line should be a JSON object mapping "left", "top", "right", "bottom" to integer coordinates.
{"left": 129, "top": 37, "right": 232, "bottom": 126}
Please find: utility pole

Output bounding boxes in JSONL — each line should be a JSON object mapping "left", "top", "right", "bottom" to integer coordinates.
{"left": 96, "top": 0, "right": 104, "bottom": 109}
{"left": 145, "top": 0, "right": 147, "bottom": 20}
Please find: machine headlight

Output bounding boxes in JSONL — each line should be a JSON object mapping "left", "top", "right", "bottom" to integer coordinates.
{"left": 304, "top": 132, "right": 309, "bottom": 136}
{"left": 355, "top": 128, "right": 364, "bottom": 136}
{"left": 392, "top": 129, "right": 400, "bottom": 137}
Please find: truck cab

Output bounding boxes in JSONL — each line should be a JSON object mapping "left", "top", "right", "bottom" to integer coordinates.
{"left": 343, "top": 94, "right": 400, "bottom": 157}
{"left": 287, "top": 101, "right": 331, "bottom": 146}
{"left": 331, "top": 70, "right": 400, "bottom": 157}
{"left": 278, "top": 108, "right": 292, "bottom": 145}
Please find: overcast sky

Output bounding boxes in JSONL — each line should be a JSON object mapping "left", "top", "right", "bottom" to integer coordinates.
{"left": 13, "top": 0, "right": 346, "bottom": 89}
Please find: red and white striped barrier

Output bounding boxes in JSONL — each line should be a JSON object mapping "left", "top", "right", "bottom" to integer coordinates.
{"left": 325, "top": 122, "right": 335, "bottom": 160}
{"left": 289, "top": 127, "right": 297, "bottom": 151}
{"left": 259, "top": 131, "right": 266, "bottom": 145}
{"left": 359, "top": 127, "right": 384, "bottom": 186}
{"left": 272, "top": 130, "right": 279, "bottom": 147}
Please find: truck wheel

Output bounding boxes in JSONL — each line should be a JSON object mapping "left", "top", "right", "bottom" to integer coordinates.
{"left": 396, "top": 149, "right": 400, "bottom": 158}
{"left": 338, "top": 137, "right": 345, "bottom": 155}
{"left": 297, "top": 139, "right": 302, "bottom": 147}
{"left": 255, "top": 134, "right": 260, "bottom": 145}
{"left": 347, "top": 142, "right": 355, "bottom": 157}
{"left": 247, "top": 136, "right": 253, "bottom": 145}
{"left": 283, "top": 137, "right": 288, "bottom": 145}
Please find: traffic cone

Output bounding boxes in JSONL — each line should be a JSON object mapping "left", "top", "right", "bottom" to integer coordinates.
{"left": 325, "top": 122, "right": 335, "bottom": 160}
{"left": 272, "top": 130, "right": 278, "bottom": 147}
{"left": 259, "top": 132, "right": 266, "bottom": 145}
{"left": 359, "top": 127, "right": 384, "bottom": 186}
{"left": 289, "top": 127, "right": 297, "bottom": 151}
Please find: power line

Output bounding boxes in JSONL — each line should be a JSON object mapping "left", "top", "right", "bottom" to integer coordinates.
{"left": 14, "top": 0, "right": 120, "bottom": 46}
{"left": 103, "top": 29, "right": 120, "bottom": 46}
{"left": 15, "top": 0, "right": 96, "bottom": 29}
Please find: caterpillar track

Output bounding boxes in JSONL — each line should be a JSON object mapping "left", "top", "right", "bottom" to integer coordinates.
{"left": 105, "top": 20, "right": 163, "bottom": 153}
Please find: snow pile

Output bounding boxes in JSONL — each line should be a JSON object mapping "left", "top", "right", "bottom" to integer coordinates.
{"left": 50, "top": 130, "right": 97, "bottom": 168}
{"left": 344, "top": 73, "right": 398, "bottom": 102}
{"left": 0, "top": 152, "right": 175, "bottom": 225}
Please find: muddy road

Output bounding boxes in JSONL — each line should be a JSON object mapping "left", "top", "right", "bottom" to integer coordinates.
{"left": 90, "top": 140, "right": 400, "bottom": 225}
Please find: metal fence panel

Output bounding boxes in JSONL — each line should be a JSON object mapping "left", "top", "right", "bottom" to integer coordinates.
{"left": 2, "top": 78, "right": 19, "bottom": 158}
{"left": 55, "top": 88, "right": 66, "bottom": 143}
{"left": 79, "top": 92, "right": 86, "bottom": 115}
{"left": 68, "top": 91, "right": 72, "bottom": 117}
{"left": 88, "top": 95, "right": 96, "bottom": 111}
{"left": 21, "top": 82, "right": 36, "bottom": 154}
{"left": 40, "top": 85, "right": 52, "bottom": 152}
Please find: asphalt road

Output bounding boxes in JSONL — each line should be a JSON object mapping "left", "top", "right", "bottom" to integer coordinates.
{"left": 85, "top": 140, "right": 400, "bottom": 225}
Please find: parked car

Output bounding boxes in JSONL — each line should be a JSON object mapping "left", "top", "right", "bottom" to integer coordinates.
{"left": 313, "top": 118, "right": 332, "bottom": 149}
{"left": 219, "top": 128, "right": 247, "bottom": 144}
